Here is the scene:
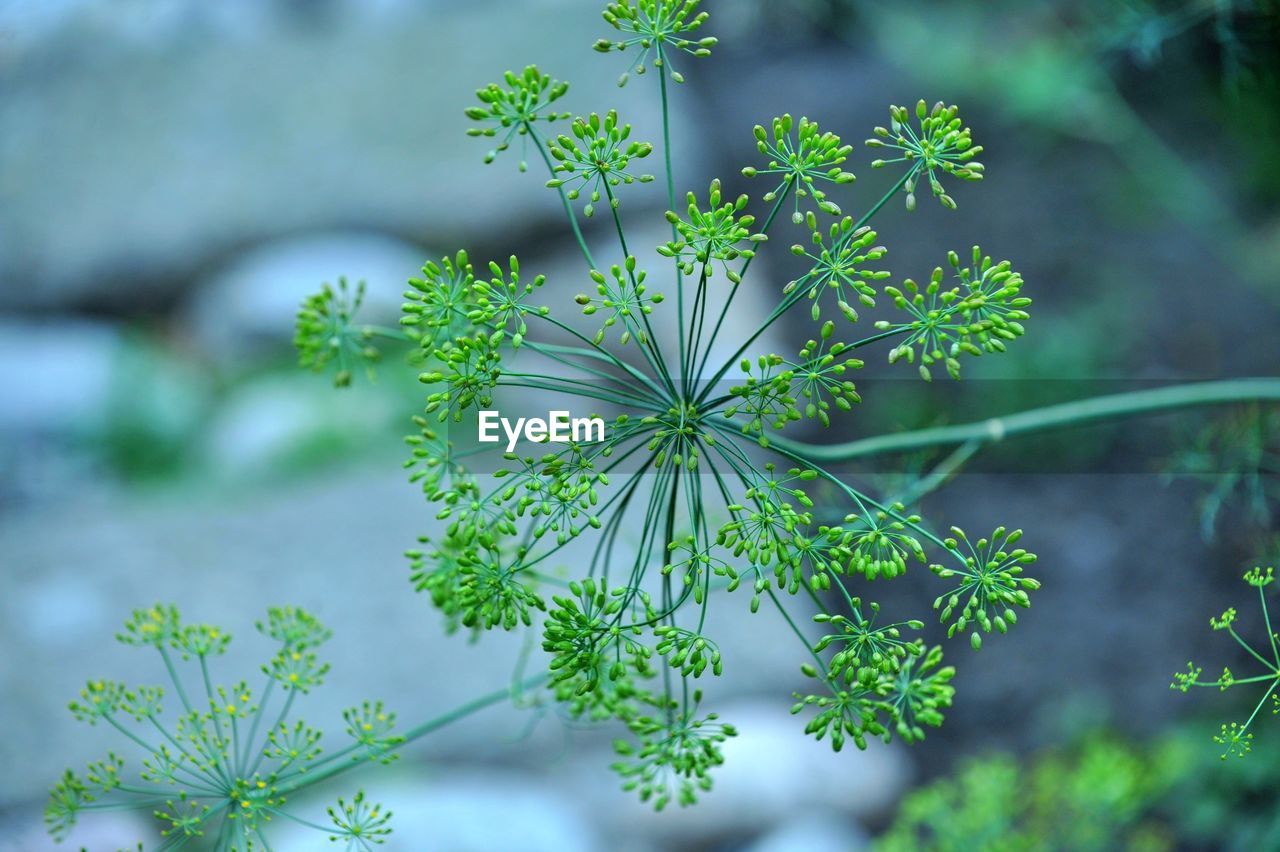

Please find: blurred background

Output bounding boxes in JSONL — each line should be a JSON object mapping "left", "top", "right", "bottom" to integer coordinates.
{"left": 2, "top": 0, "right": 1278, "bottom": 849}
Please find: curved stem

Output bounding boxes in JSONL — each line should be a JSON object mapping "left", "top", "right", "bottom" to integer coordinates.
{"left": 275, "top": 674, "right": 547, "bottom": 796}
{"left": 773, "top": 378, "right": 1280, "bottom": 463}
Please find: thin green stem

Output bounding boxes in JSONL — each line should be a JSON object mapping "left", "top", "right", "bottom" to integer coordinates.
{"left": 247, "top": 688, "right": 296, "bottom": 779}
{"left": 1227, "top": 626, "right": 1280, "bottom": 672}
{"left": 523, "top": 340, "right": 665, "bottom": 405}
{"left": 693, "top": 185, "right": 792, "bottom": 387}
{"left": 1262, "top": 585, "right": 1280, "bottom": 668}
{"left": 528, "top": 125, "right": 596, "bottom": 269}
{"left": 275, "top": 674, "right": 548, "bottom": 796}
{"left": 602, "top": 181, "right": 679, "bottom": 399}
{"left": 773, "top": 378, "right": 1280, "bottom": 463}
{"left": 1240, "top": 678, "right": 1280, "bottom": 736}
{"left": 528, "top": 319, "right": 669, "bottom": 402}
{"left": 496, "top": 377, "right": 657, "bottom": 410}
{"left": 1189, "top": 673, "right": 1277, "bottom": 687}
{"left": 657, "top": 44, "right": 687, "bottom": 398}
{"left": 239, "top": 677, "right": 275, "bottom": 774}
{"left": 697, "top": 164, "right": 919, "bottom": 407}
{"left": 891, "top": 439, "right": 985, "bottom": 508}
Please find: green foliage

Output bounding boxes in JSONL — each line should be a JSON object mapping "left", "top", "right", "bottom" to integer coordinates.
{"left": 401, "top": 251, "right": 478, "bottom": 353}
{"left": 546, "top": 110, "right": 655, "bottom": 217}
{"left": 466, "top": 65, "right": 570, "bottom": 170}
{"left": 930, "top": 526, "right": 1039, "bottom": 648}
{"left": 328, "top": 790, "right": 394, "bottom": 851}
{"left": 791, "top": 644, "right": 954, "bottom": 752}
{"left": 612, "top": 690, "right": 736, "bottom": 810}
{"left": 786, "top": 213, "right": 887, "bottom": 322}
{"left": 877, "top": 735, "right": 1181, "bottom": 851}
{"left": 881, "top": 718, "right": 1280, "bottom": 851}
{"left": 576, "top": 257, "right": 665, "bottom": 346}
{"left": 47, "top": 604, "right": 394, "bottom": 848}
{"left": 726, "top": 323, "right": 864, "bottom": 440}
{"left": 877, "top": 247, "right": 1031, "bottom": 381}
{"left": 659, "top": 178, "right": 765, "bottom": 284}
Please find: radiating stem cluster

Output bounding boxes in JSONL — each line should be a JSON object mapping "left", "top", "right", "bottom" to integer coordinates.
{"left": 51, "top": 2, "right": 1280, "bottom": 846}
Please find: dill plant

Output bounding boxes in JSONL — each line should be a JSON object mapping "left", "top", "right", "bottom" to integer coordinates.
{"left": 46, "top": 605, "right": 399, "bottom": 849}
{"left": 1173, "top": 565, "right": 1280, "bottom": 759}
{"left": 332, "top": 0, "right": 1034, "bottom": 800}
{"left": 47, "top": 1, "right": 1280, "bottom": 846}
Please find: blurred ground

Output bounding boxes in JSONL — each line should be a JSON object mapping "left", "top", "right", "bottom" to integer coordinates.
{"left": 1, "top": 0, "right": 1278, "bottom": 849}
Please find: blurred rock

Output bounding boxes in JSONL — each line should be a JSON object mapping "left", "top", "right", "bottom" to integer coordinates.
{"left": 0, "top": 0, "right": 698, "bottom": 310}
{"left": 185, "top": 231, "right": 426, "bottom": 361}
{"left": 0, "top": 320, "right": 213, "bottom": 503}
{"left": 0, "top": 317, "right": 120, "bottom": 434}
{"left": 743, "top": 810, "right": 871, "bottom": 852}
{"left": 0, "top": 810, "right": 154, "bottom": 851}
{"left": 200, "top": 372, "right": 400, "bottom": 476}
{"left": 274, "top": 769, "right": 597, "bottom": 852}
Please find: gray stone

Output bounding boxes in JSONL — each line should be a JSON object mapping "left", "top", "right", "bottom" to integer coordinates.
{"left": 0, "top": 317, "right": 121, "bottom": 434}
{"left": 744, "top": 810, "right": 870, "bottom": 852}
{"left": 0, "top": 811, "right": 154, "bottom": 851}
{"left": 274, "top": 769, "right": 597, "bottom": 852}
{"left": 0, "top": 0, "right": 699, "bottom": 309}
{"left": 185, "top": 231, "right": 428, "bottom": 361}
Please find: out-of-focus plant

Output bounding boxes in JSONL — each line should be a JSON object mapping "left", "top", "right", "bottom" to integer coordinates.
{"left": 1165, "top": 404, "right": 1279, "bottom": 540}
{"left": 47, "top": 605, "right": 396, "bottom": 848}
{"left": 877, "top": 735, "right": 1181, "bottom": 851}
{"left": 46, "top": 605, "right": 534, "bottom": 849}
{"left": 879, "top": 723, "right": 1280, "bottom": 851}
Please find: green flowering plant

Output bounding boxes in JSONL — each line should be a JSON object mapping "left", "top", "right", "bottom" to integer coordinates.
{"left": 51, "top": 2, "right": 1280, "bottom": 846}
{"left": 866, "top": 100, "right": 985, "bottom": 211}
{"left": 466, "top": 65, "right": 571, "bottom": 171}
{"left": 546, "top": 110, "right": 655, "bottom": 218}
{"left": 295, "top": 278, "right": 385, "bottom": 389}
{"left": 743, "top": 114, "right": 856, "bottom": 222}
{"left": 594, "top": 0, "right": 716, "bottom": 86}
{"left": 1173, "top": 565, "right": 1280, "bottom": 759}
{"left": 47, "top": 602, "right": 533, "bottom": 848}
{"left": 288, "top": 0, "right": 1053, "bottom": 806}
